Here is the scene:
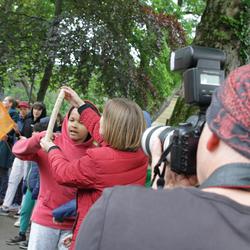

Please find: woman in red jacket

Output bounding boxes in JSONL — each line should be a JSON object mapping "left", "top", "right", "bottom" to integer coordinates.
{"left": 40, "top": 86, "right": 149, "bottom": 249}
{"left": 12, "top": 107, "right": 95, "bottom": 250}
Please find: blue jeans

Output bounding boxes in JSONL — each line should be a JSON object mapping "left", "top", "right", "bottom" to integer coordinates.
{"left": 28, "top": 222, "right": 72, "bottom": 250}
{"left": 0, "top": 168, "right": 9, "bottom": 200}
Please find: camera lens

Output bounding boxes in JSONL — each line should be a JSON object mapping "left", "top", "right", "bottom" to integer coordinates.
{"left": 141, "top": 126, "right": 174, "bottom": 160}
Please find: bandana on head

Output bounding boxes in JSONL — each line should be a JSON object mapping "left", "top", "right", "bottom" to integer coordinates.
{"left": 206, "top": 64, "right": 250, "bottom": 159}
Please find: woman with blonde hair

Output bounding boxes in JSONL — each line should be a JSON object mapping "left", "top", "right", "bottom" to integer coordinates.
{"left": 41, "top": 86, "right": 148, "bottom": 249}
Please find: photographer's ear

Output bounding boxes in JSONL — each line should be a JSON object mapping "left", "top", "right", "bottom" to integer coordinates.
{"left": 207, "top": 132, "right": 220, "bottom": 151}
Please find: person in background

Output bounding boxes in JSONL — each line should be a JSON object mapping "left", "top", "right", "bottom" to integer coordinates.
{"left": 142, "top": 110, "right": 152, "bottom": 187}
{"left": 143, "top": 110, "right": 152, "bottom": 128}
{"left": 6, "top": 122, "right": 45, "bottom": 248}
{"left": 16, "top": 101, "right": 30, "bottom": 138}
{"left": 40, "top": 86, "right": 148, "bottom": 249}
{"left": 13, "top": 105, "right": 96, "bottom": 250}
{"left": 21, "top": 102, "right": 47, "bottom": 138}
{"left": 75, "top": 64, "right": 250, "bottom": 250}
{"left": 56, "top": 112, "right": 64, "bottom": 132}
{"left": 0, "top": 101, "right": 30, "bottom": 215}
{"left": 0, "top": 96, "right": 19, "bottom": 204}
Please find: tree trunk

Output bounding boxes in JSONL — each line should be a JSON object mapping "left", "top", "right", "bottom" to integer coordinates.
{"left": 193, "top": 0, "right": 249, "bottom": 73}
{"left": 19, "top": 78, "right": 36, "bottom": 102}
{"left": 168, "top": 0, "right": 249, "bottom": 125}
{"left": 37, "top": 61, "right": 54, "bottom": 101}
{"left": 36, "top": 0, "right": 63, "bottom": 102}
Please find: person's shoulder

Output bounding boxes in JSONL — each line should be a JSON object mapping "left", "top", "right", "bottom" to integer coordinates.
{"left": 108, "top": 185, "right": 196, "bottom": 195}
{"left": 86, "top": 146, "right": 115, "bottom": 161}
{"left": 103, "top": 186, "right": 209, "bottom": 217}
{"left": 9, "top": 108, "right": 19, "bottom": 120}
{"left": 86, "top": 147, "right": 147, "bottom": 162}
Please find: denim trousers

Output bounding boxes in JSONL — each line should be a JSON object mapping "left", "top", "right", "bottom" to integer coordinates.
{"left": 0, "top": 168, "right": 9, "bottom": 200}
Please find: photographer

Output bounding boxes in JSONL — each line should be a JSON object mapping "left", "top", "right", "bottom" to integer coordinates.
{"left": 75, "top": 64, "right": 250, "bottom": 250}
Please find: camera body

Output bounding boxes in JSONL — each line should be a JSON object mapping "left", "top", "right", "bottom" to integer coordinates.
{"left": 141, "top": 117, "right": 205, "bottom": 175}
{"left": 142, "top": 45, "right": 225, "bottom": 177}
{"left": 170, "top": 116, "right": 205, "bottom": 175}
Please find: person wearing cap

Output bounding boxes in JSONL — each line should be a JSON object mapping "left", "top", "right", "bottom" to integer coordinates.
{"left": 74, "top": 64, "right": 250, "bottom": 250}
{"left": 17, "top": 101, "right": 30, "bottom": 134}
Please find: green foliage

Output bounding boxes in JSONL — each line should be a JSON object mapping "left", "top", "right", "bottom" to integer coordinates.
{"left": 145, "top": 39, "right": 182, "bottom": 112}
{"left": 219, "top": 1, "right": 250, "bottom": 63}
{"left": 168, "top": 96, "right": 199, "bottom": 126}
{"left": 146, "top": 0, "right": 206, "bottom": 41}
{"left": 212, "top": 3, "right": 249, "bottom": 64}
{"left": 83, "top": 70, "right": 108, "bottom": 112}
{"left": 0, "top": 0, "right": 209, "bottom": 115}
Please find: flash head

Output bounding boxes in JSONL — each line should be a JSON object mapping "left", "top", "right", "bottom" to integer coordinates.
{"left": 170, "top": 45, "right": 226, "bottom": 107}
{"left": 170, "top": 45, "right": 225, "bottom": 71}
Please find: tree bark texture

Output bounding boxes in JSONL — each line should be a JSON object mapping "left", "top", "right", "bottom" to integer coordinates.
{"left": 193, "top": 0, "right": 249, "bottom": 73}
{"left": 36, "top": 0, "right": 63, "bottom": 102}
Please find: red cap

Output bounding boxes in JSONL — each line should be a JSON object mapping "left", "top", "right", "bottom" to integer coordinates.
{"left": 18, "top": 101, "right": 30, "bottom": 109}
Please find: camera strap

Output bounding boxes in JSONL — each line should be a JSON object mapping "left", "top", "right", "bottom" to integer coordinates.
{"left": 199, "top": 163, "right": 250, "bottom": 190}
{"left": 151, "top": 143, "right": 173, "bottom": 189}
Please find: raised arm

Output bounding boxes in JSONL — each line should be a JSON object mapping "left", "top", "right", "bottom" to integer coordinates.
{"left": 12, "top": 132, "right": 45, "bottom": 162}
{"left": 62, "top": 86, "right": 103, "bottom": 144}
{"left": 47, "top": 148, "right": 97, "bottom": 189}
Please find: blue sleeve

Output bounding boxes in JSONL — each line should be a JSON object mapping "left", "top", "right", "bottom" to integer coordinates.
{"left": 31, "top": 175, "right": 40, "bottom": 200}
{"left": 52, "top": 199, "right": 77, "bottom": 222}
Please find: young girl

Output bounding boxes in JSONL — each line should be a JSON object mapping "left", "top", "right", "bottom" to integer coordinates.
{"left": 40, "top": 86, "right": 148, "bottom": 249}
{"left": 21, "top": 102, "right": 47, "bottom": 138}
{"left": 12, "top": 106, "right": 96, "bottom": 250}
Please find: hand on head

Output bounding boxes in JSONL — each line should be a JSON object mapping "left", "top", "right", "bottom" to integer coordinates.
{"left": 61, "top": 86, "right": 85, "bottom": 108}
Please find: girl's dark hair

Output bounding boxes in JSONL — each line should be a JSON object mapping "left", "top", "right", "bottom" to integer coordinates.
{"left": 33, "top": 122, "right": 48, "bottom": 132}
{"left": 31, "top": 102, "right": 47, "bottom": 119}
{"left": 67, "top": 101, "right": 100, "bottom": 118}
{"left": 67, "top": 106, "right": 75, "bottom": 118}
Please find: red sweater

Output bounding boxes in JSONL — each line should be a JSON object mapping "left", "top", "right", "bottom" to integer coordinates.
{"left": 12, "top": 116, "right": 95, "bottom": 230}
{"left": 48, "top": 107, "right": 148, "bottom": 249}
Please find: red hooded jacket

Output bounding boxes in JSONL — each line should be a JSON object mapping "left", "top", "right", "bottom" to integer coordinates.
{"left": 12, "top": 115, "right": 95, "bottom": 230}
{"left": 48, "top": 107, "right": 148, "bottom": 249}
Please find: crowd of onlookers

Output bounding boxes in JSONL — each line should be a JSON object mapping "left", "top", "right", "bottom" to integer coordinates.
{"left": 0, "top": 64, "right": 249, "bottom": 250}
{"left": 0, "top": 91, "right": 152, "bottom": 250}
{"left": 0, "top": 97, "right": 66, "bottom": 249}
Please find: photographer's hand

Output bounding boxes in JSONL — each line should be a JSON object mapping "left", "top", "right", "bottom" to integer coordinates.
{"left": 151, "top": 137, "right": 162, "bottom": 169}
{"left": 151, "top": 137, "right": 198, "bottom": 189}
{"left": 165, "top": 170, "right": 197, "bottom": 188}
{"left": 151, "top": 138, "right": 166, "bottom": 189}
